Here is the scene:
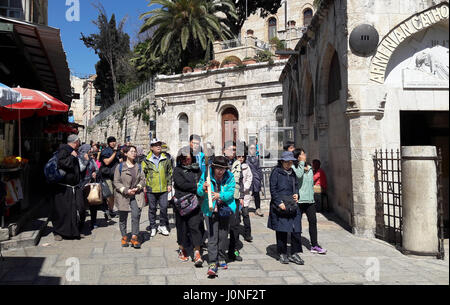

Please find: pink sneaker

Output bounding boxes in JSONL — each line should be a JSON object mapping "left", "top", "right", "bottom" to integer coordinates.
{"left": 311, "top": 246, "right": 327, "bottom": 254}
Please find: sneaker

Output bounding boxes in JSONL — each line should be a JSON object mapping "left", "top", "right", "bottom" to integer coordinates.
{"left": 279, "top": 253, "right": 289, "bottom": 264}
{"left": 311, "top": 246, "right": 327, "bottom": 255}
{"left": 194, "top": 251, "right": 203, "bottom": 267}
{"left": 288, "top": 253, "right": 305, "bottom": 265}
{"left": 178, "top": 249, "right": 189, "bottom": 262}
{"left": 150, "top": 228, "right": 157, "bottom": 238}
{"left": 233, "top": 250, "right": 243, "bottom": 262}
{"left": 255, "top": 208, "right": 264, "bottom": 217}
{"left": 207, "top": 263, "right": 218, "bottom": 277}
{"left": 121, "top": 236, "right": 129, "bottom": 247}
{"left": 218, "top": 261, "right": 228, "bottom": 269}
{"left": 244, "top": 235, "right": 253, "bottom": 243}
{"left": 158, "top": 226, "right": 170, "bottom": 236}
{"left": 131, "top": 236, "right": 141, "bottom": 249}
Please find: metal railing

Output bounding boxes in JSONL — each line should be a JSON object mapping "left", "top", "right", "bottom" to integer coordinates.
{"left": 277, "top": 26, "right": 307, "bottom": 41}
{"left": 219, "top": 37, "right": 271, "bottom": 51}
{"left": 88, "top": 79, "right": 155, "bottom": 126}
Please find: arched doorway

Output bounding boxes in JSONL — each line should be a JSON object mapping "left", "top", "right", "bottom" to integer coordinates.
{"left": 303, "top": 8, "right": 313, "bottom": 26}
{"left": 178, "top": 113, "right": 189, "bottom": 143}
{"left": 222, "top": 107, "right": 239, "bottom": 149}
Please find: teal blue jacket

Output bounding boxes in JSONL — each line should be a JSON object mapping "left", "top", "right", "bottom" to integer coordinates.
{"left": 292, "top": 161, "right": 315, "bottom": 204}
{"left": 197, "top": 168, "right": 236, "bottom": 217}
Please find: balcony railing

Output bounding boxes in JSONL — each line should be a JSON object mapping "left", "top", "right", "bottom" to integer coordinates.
{"left": 218, "top": 37, "right": 271, "bottom": 51}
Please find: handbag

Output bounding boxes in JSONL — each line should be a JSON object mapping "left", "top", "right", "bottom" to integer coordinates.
{"left": 314, "top": 185, "right": 322, "bottom": 194}
{"left": 217, "top": 200, "right": 233, "bottom": 217}
{"left": 174, "top": 193, "right": 199, "bottom": 216}
{"left": 101, "top": 180, "right": 112, "bottom": 198}
{"left": 85, "top": 183, "right": 103, "bottom": 206}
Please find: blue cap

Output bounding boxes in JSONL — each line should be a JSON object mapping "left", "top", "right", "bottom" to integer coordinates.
{"left": 280, "top": 151, "right": 296, "bottom": 162}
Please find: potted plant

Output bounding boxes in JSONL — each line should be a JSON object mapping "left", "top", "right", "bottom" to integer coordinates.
{"left": 278, "top": 48, "right": 292, "bottom": 59}
{"left": 182, "top": 66, "right": 193, "bottom": 74}
{"left": 208, "top": 59, "right": 220, "bottom": 70}
{"left": 242, "top": 57, "right": 257, "bottom": 65}
{"left": 194, "top": 63, "right": 205, "bottom": 72}
{"left": 220, "top": 56, "right": 242, "bottom": 68}
{"left": 255, "top": 50, "right": 274, "bottom": 63}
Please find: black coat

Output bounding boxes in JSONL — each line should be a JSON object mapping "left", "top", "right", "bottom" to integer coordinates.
{"left": 267, "top": 166, "right": 302, "bottom": 233}
{"left": 52, "top": 144, "right": 84, "bottom": 238}
{"left": 173, "top": 165, "right": 202, "bottom": 199}
{"left": 247, "top": 155, "right": 262, "bottom": 192}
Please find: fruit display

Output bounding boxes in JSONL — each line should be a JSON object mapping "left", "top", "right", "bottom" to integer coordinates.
{"left": 0, "top": 156, "right": 28, "bottom": 169}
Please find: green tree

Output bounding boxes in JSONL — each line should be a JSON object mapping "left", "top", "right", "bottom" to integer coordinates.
{"left": 230, "top": 0, "right": 283, "bottom": 36}
{"left": 138, "top": 0, "right": 237, "bottom": 69}
{"left": 81, "top": 3, "right": 136, "bottom": 109}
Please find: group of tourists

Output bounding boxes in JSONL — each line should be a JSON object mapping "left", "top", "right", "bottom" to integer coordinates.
{"left": 49, "top": 132, "right": 327, "bottom": 278}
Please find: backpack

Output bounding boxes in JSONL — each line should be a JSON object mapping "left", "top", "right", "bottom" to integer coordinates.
{"left": 44, "top": 152, "right": 66, "bottom": 183}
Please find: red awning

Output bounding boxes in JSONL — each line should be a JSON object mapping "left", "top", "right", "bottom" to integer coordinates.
{"left": 0, "top": 88, "right": 69, "bottom": 121}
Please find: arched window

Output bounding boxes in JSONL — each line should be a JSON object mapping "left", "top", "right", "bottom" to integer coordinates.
{"left": 303, "top": 9, "right": 313, "bottom": 27}
{"left": 328, "top": 51, "right": 342, "bottom": 104}
{"left": 179, "top": 113, "right": 189, "bottom": 142}
{"left": 268, "top": 17, "right": 277, "bottom": 41}
{"left": 275, "top": 107, "right": 283, "bottom": 127}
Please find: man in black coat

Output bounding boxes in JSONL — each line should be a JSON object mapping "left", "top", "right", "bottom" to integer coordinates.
{"left": 51, "top": 134, "right": 84, "bottom": 241}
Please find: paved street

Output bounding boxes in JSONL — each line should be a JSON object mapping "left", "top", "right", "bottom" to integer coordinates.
{"left": 0, "top": 200, "right": 448, "bottom": 285}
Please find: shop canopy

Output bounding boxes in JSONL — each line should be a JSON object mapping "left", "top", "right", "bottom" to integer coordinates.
{"left": 0, "top": 88, "right": 69, "bottom": 121}
{"left": 0, "top": 82, "right": 21, "bottom": 107}
{"left": 0, "top": 16, "right": 72, "bottom": 105}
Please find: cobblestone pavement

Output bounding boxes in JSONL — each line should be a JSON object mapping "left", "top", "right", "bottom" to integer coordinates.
{"left": 0, "top": 200, "right": 448, "bottom": 285}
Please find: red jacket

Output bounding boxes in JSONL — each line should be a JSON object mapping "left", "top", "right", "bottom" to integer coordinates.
{"left": 313, "top": 168, "right": 327, "bottom": 190}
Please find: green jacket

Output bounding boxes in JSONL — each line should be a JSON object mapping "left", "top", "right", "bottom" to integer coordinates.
{"left": 142, "top": 152, "right": 173, "bottom": 193}
{"left": 292, "top": 161, "right": 315, "bottom": 204}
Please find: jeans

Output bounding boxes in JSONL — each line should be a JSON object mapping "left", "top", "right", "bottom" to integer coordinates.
{"left": 148, "top": 192, "right": 169, "bottom": 229}
{"left": 253, "top": 192, "right": 261, "bottom": 210}
{"left": 175, "top": 207, "right": 203, "bottom": 249}
{"left": 228, "top": 201, "right": 241, "bottom": 253}
{"left": 119, "top": 199, "right": 141, "bottom": 237}
{"left": 205, "top": 214, "right": 230, "bottom": 264}
{"left": 299, "top": 202, "right": 318, "bottom": 247}
{"left": 276, "top": 231, "right": 302, "bottom": 255}
{"left": 241, "top": 207, "right": 251, "bottom": 238}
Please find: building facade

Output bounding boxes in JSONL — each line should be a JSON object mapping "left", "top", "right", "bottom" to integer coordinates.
{"left": 82, "top": 75, "right": 100, "bottom": 142}
{"left": 68, "top": 75, "right": 85, "bottom": 126}
{"left": 0, "top": 0, "right": 48, "bottom": 25}
{"left": 280, "top": 0, "right": 449, "bottom": 237}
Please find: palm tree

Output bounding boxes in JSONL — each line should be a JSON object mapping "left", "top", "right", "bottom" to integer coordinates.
{"left": 139, "top": 0, "right": 237, "bottom": 65}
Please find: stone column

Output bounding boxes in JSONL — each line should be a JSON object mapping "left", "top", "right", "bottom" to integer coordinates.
{"left": 401, "top": 146, "right": 439, "bottom": 255}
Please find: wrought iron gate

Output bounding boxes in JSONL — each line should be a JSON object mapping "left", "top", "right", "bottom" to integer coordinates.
{"left": 373, "top": 148, "right": 445, "bottom": 259}
{"left": 373, "top": 149, "right": 403, "bottom": 248}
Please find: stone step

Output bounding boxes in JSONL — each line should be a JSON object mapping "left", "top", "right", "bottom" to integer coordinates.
{"left": 0, "top": 217, "right": 48, "bottom": 251}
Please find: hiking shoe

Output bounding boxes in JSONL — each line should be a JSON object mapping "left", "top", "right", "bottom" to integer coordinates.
{"left": 178, "top": 249, "right": 189, "bottom": 262}
{"left": 279, "top": 254, "right": 289, "bottom": 264}
{"left": 255, "top": 209, "right": 264, "bottom": 217}
{"left": 158, "top": 226, "right": 170, "bottom": 236}
{"left": 311, "top": 246, "right": 327, "bottom": 255}
{"left": 207, "top": 263, "right": 218, "bottom": 277}
{"left": 194, "top": 251, "right": 203, "bottom": 267}
{"left": 150, "top": 228, "right": 157, "bottom": 238}
{"left": 54, "top": 234, "right": 63, "bottom": 241}
{"left": 121, "top": 236, "right": 129, "bottom": 247}
{"left": 288, "top": 253, "right": 305, "bottom": 265}
{"left": 131, "top": 236, "right": 141, "bottom": 249}
{"left": 218, "top": 261, "right": 228, "bottom": 269}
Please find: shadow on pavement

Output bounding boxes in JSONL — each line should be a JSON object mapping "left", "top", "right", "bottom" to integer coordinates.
{"left": 0, "top": 257, "right": 61, "bottom": 285}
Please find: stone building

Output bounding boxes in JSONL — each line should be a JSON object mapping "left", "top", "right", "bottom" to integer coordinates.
{"left": 280, "top": 0, "right": 449, "bottom": 238}
{"left": 81, "top": 75, "right": 100, "bottom": 142}
{"left": 0, "top": 0, "right": 48, "bottom": 25}
{"left": 214, "top": 0, "right": 314, "bottom": 62}
{"left": 155, "top": 60, "right": 287, "bottom": 157}
{"left": 68, "top": 75, "right": 86, "bottom": 127}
